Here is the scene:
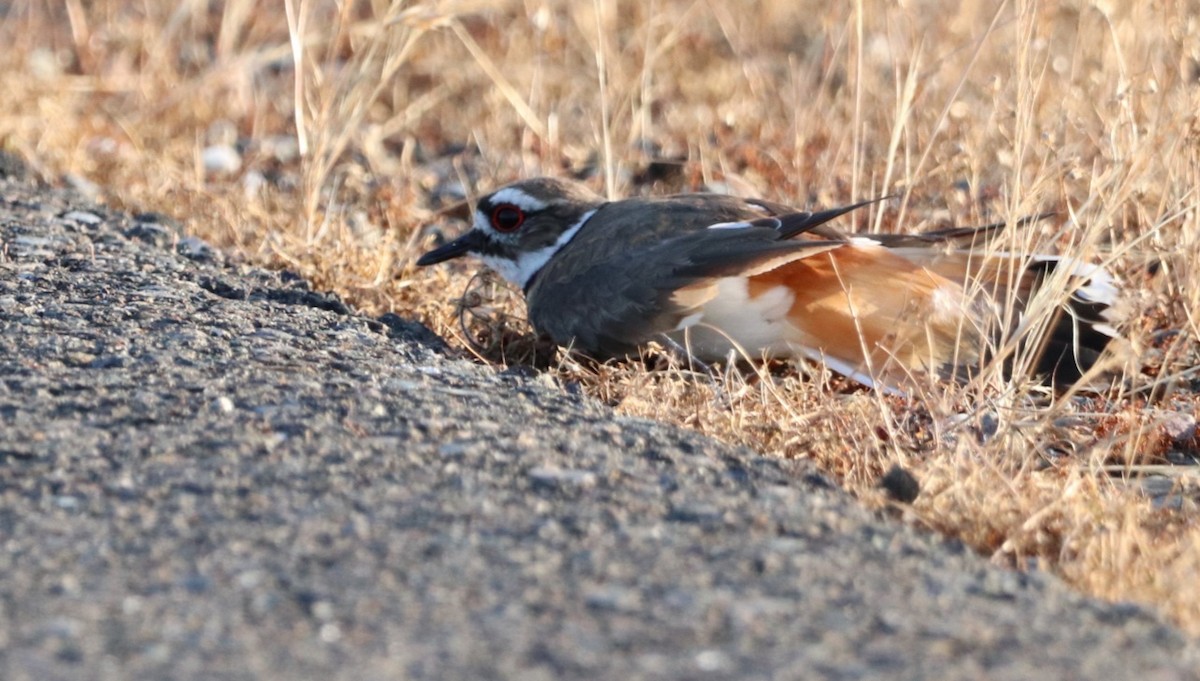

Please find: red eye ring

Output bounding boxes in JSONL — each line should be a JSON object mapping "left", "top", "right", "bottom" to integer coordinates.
{"left": 490, "top": 204, "right": 525, "bottom": 233}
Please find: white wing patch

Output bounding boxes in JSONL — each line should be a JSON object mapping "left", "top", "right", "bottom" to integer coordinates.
{"left": 707, "top": 217, "right": 783, "bottom": 231}
{"left": 707, "top": 220, "right": 755, "bottom": 230}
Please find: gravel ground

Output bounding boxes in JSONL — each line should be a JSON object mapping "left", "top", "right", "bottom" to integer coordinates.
{"left": 1, "top": 161, "right": 1197, "bottom": 680}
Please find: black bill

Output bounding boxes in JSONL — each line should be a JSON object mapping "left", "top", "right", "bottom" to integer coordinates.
{"left": 416, "top": 230, "right": 488, "bottom": 266}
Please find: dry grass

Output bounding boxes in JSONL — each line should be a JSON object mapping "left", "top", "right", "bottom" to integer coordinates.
{"left": 4, "top": 0, "right": 1200, "bottom": 633}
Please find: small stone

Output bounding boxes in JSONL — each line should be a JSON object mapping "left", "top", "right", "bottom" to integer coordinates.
{"left": 121, "top": 596, "right": 143, "bottom": 615}
{"left": 236, "top": 570, "right": 264, "bottom": 589}
{"left": 26, "top": 48, "right": 64, "bottom": 79}
{"left": 1161, "top": 413, "right": 1196, "bottom": 446}
{"left": 319, "top": 623, "right": 342, "bottom": 643}
{"left": 177, "top": 236, "right": 222, "bottom": 263}
{"left": 312, "top": 601, "right": 335, "bottom": 621}
{"left": 584, "top": 587, "right": 642, "bottom": 612}
{"left": 180, "top": 573, "right": 211, "bottom": 594}
{"left": 666, "top": 502, "right": 723, "bottom": 524}
{"left": 879, "top": 464, "right": 920, "bottom": 503}
{"left": 131, "top": 211, "right": 178, "bottom": 227}
{"left": 262, "top": 135, "right": 300, "bottom": 163}
{"left": 529, "top": 466, "right": 597, "bottom": 490}
{"left": 242, "top": 170, "right": 266, "bottom": 197}
{"left": 54, "top": 495, "right": 81, "bottom": 510}
{"left": 63, "top": 352, "right": 98, "bottom": 367}
{"left": 62, "top": 210, "right": 103, "bottom": 226}
{"left": 124, "top": 222, "right": 174, "bottom": 248}
{"left": 694, "top": 649, "right": 731, "bottom": 672}
{"left": 438, "top": 442, "right": 470, "bottom": 458}
{"left": 134, "top": 285, "right": 182, "bottom": 299}
{"left": 89, "top": 355, "right": 125, "bottom": 369}
{"left": 202, "top": 145, "right": 242, "bottom": 175}
{"left": 978, "top": 411, "right": 1001, "bottom": 443}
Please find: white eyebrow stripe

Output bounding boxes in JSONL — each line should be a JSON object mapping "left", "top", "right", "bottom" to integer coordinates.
{"left": 487, "top": 187, "right": 549, "bottom": 212}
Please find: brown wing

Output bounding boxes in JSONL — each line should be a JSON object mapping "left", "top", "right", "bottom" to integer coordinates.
{"left": 669, "top": 242, "right": 981, "bottom": 386}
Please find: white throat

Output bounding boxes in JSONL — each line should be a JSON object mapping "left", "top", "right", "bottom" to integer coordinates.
{"left": 481, "top": 209, "right": 597, "bottom": 289}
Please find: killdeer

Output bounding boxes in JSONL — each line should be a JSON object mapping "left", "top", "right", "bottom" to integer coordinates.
{"left": 417, "top": 177, "right": 1121, "bottom": 390}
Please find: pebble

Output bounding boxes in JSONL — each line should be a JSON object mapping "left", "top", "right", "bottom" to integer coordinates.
{"left": 177, "top": 236, "right": 221, "bottom": 263}
{"left": 202, "top": 145, "right": 242, "bottom": 175}
{"left": 1162, "top": 412, "right": 1197, "bottom": 445}
{"left": 61, "top": 210, "right": 103, "bottom": 226}
{"left": 529, "top": 465, "right": 597, "bottom": 489}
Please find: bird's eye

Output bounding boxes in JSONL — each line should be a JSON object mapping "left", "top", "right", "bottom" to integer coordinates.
{"left": 490, "top": 204, "right": 525, "bottom": 233}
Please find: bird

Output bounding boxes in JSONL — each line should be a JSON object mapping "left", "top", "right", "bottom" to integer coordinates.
{"left": 417, "top": 177, "right": 1121, "bottom": 391}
